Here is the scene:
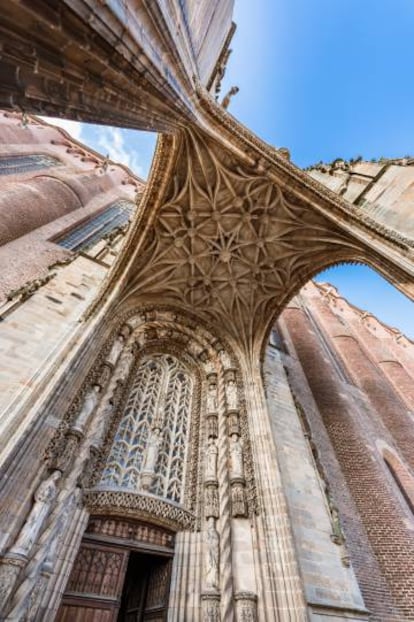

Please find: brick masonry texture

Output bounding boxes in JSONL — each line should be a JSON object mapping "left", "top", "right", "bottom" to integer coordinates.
{"left": 279, "top": 282, "right": 414, "bottom": 621}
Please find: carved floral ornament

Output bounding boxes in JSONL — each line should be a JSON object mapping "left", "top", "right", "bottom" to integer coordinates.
{"left": 107, "top": 125, "right": 413, "bottom": 353}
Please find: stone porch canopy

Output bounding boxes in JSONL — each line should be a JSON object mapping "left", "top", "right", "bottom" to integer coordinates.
{"left": 1, "top": 0, "right": 413, "bottom": 353}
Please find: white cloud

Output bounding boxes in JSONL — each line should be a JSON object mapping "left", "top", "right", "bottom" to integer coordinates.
{"left": 38, "top": 116, "right": 84, "bottom": 142}
{"left": 96, "top": 126, "right": 145, "bottom": 177}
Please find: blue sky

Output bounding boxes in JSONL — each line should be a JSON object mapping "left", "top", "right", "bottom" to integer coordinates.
{"left": 44, "top": 0, "right": 414, "bottom": 338}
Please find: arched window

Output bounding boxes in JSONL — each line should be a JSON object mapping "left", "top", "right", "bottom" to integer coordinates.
{"left": 0, "top": 153, "right": 61, "bottom": 174}
{"left": 100, "top": 354, "right": 193, "bottom": 504}
{"left": 54, "top": 199, "right": 135, "bottom": 252}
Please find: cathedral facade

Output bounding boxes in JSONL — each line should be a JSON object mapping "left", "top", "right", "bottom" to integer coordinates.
{"left": 0, "top": 2, "right": 413, "bottom": 621}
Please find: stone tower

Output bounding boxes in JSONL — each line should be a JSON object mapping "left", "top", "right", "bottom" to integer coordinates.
{"left": 0, "top": 2, "right": 413, "bottom": 621}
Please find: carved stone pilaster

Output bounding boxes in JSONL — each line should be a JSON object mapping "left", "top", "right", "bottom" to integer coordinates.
{"left": 205, "top": 483, "right": 219, "bottom": 519}
{"left": 0, "top": 557, "right": 25, "bottom": 611}
{"left": 201, "top": 591, "right": 220, "bottom": 622}
{"left": 235, "top": 591, "right": 258, "bottom": 622}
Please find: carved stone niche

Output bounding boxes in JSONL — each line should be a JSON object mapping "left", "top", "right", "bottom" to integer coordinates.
{"left": 201, "top": 591, "right": 220, "bottom": 622}
{"left": 227, "top": 411, "right": 240, "bottom": 436}
{"left": 231, "top": 481, "right": 247, "bottom": 518}
{"left": 207, "top": 414, "right": 218, "bottom": 439}
{"left": 235, "top": 591, "right": 258, "bottom": 622}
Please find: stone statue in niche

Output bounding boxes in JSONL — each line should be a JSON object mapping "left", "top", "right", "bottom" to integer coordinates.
{"left": 327, "top": 493, "right": 346, "bottom": 546}
{"left": 206, "top": 383, "right": 218, "bottom": 414}
{"left": 205, "top": 438, "right": 218, "bottom": 481}
{"left": 205, "top": 517, "right": 220, "bottom": 590}
{"left": 73, "top": 384, "right": 101, "bottom": 433}
{"left": 107, "top": 328, "right": 129, "bottom": 366}
{"left": 225, "top": 378, "right": 238, "bottom": 411}
{"left": 231, "top": 482, "right": 247, "bottom": 517}
{"left": 116, "top": 346, "right": 135, "bottom": 382}
{"left": 141, "top": 429, "right": 162, "bottom": 490}
{"left": 229, "top": 435, "right": 244, "bottom": 479}
{"left": 9, "top": 471, "right": 61, "bottom": 559}
{"left": 90, "top": 398, "right": 114, "bottom": 449}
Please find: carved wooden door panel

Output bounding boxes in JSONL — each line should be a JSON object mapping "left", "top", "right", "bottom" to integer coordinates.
{"left": 142, "top": 558, "right": 172, "bottom": 621}
{"left": 57, "top": 542, "right": 129, "bottom": 621}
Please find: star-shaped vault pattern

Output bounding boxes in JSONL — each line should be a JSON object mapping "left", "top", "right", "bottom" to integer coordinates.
{"left": 123, "top": 129, "right": 369, "bottom": 351}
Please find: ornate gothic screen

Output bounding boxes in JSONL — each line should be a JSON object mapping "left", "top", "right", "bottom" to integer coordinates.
{"left": 100, "top": 354, "right": 193, "bottom": 504}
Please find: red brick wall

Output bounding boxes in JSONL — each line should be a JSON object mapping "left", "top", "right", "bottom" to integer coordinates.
{"left": 280, "top": 294, "right": 414, "bottom": 620}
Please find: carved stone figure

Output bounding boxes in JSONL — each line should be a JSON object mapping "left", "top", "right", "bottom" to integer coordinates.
{"left": 9, "top": 471, "right": 61, "bottom": 559}
{"left": 206, "top": 383, "right": 218, "bottom": 414}
{"left": 205, "top": 517, "right": 220, "bottom": 589}
{"left": 143, "top": 428, "right": 162, "bottom": 474}
{"left": 328, "top": 495, "right": 346, "bottom": 546}
{"left": 205, "top": 484, "right": 219, "bottom": 519}
{"left": 221, "top": 85, "right": 239, "bottom": 109}
{"left": 141, "top": 428, "right": 162, "bottom": 491}
{"left": 230, "top": 435, "right": 244, "bottom": 479}
{"left": 231, "top": 482, "right": 247, "bottom": 517}
{"left": 226, "top": 378, "right": 238, "bottom": 411}
{"left": 106, "top": 334, "right": 125, "bottom": 366}
{"left": 90, "top": 399, "right": 114, "bottom": 449}
{"left": 73, "top": 384, "right": 101, "bottom": 433}
{"left": 116, "top": 347, "right": 135, "bottom": 382}
{"left": 205, "top": 438, "right": 218, "bottom": 481}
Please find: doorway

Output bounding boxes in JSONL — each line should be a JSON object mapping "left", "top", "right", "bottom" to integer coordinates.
{"left": 118, "top": 552, "right": 171, "bottom": 622}
{"left": 57, "top": 518, "right": 174, "bottom": 622}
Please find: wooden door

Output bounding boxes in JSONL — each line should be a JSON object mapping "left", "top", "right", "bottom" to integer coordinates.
{"left": 57, "top": 542, "right": 129, "bottom": 621}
